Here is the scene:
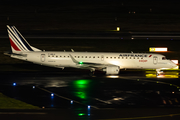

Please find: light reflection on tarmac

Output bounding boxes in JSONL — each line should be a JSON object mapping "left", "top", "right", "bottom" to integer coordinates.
{"left": 1, "top": 71, "right": 180, "bottom": 108}
{"left": 145, "top": 70, "right": 179, "bottom": 78}
{"left": 1, "top": 71, "right": 180, "bottom": 119}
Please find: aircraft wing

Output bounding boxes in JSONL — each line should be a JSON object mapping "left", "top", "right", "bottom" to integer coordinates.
{"left": 69, "top": 54, "right": 119, "bottom": 70}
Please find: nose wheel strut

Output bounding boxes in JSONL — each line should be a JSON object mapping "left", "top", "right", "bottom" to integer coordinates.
{"left": 156, "top": 69, "right": 163, "bottom": 76}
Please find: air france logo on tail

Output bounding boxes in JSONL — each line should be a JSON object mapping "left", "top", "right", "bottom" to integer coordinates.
{"left": 7, "top": 25, "right": 33, "bottom": 52}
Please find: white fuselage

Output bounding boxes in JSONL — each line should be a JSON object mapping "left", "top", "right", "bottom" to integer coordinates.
{"left": 7, "top": 25, "right": 178, "bottom": 75}
{"left": 11, "top": 51, "right": 177, "bottom": 70}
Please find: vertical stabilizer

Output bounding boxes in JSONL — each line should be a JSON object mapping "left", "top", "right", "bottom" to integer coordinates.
{"left": 7, "top": 25, "right": 41, "bottom": 53}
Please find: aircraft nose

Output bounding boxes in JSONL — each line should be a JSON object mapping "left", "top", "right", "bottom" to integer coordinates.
{"left": 171, "top": 62, "right": 178, "bottom": 68}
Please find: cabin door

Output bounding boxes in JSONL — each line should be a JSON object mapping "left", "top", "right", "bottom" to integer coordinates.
{"left": 153, "top": 56, "right": 158, "bottom": 65}
{"left": 41, "top": 54, "right": 45, "bottom": 62}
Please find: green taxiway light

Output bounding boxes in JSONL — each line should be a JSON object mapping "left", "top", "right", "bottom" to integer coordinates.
{"left": 78, "top": 113, "right": 85, "bottom": 116}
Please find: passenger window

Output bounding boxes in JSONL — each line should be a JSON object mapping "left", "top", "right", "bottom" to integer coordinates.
{"left": 106, "top": 57, "right": 108, "bottom": 58}
{"left": 162, "top": 57, "right": 166, "bottom": 60}
{"left": 56, "top": 56, "right": 58, "bottom": 57}
{"left": 118, "top": 57, "right": 120, "bottom": 59}
{"left": 114, "top": 57, "right": 116, "bottom": 59}
{"left": 89, "top": 56, "right": 91, "bottom": 58}
{"left": 64, "top": 56, "right": 66, "bottom": 57}
{"left": 122, "top": 57, "right": 123, "bottom": 59}
{"left": 85, "top": 56, "right": 87, "bottom": 58}
{"left": 82, "top": 56, "right": 83, "bottom": 58}
{"left": 78, "top": 56, "right": 80, "bottom": 58}
{"left": 110, "top": 57, "right": 112, "bottom": 59}
{"left": 129, "top": 57, "right": 131, "bottom": 59}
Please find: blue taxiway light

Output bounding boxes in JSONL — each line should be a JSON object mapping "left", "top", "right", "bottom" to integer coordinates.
{"left": 51, "top": 93, "right": 54, "bottom": 97}
{"left": 87, "top": 105, "right": 91, "bottom": 116}
{"left": 71, "top": 100, "right": 73, "bottom": 104}
{"left": 13, "top": 83, "right": 16, "bottom": 86}
{"left": 33, "top": 86, "right": 35, "bottom": 89}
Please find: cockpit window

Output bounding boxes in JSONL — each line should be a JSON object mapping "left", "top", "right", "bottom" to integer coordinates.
{"left": 162, "top": 57, "right": 166, "bottom": 60}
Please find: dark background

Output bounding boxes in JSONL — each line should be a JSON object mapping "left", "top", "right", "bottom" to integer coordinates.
{"left": 0, "top": 0, "right": 180, "bottom": 71}
{"left": 1, "top": 0, "right": 180, "bottom": 32}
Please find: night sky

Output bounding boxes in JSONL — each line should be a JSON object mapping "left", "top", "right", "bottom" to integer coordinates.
{"left": 0, "top": 0, "right": 180, "bottom": 32}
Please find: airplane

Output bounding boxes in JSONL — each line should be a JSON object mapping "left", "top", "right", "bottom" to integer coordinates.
{"left": 4, "top": 25, "right": 178, "bottom": 75}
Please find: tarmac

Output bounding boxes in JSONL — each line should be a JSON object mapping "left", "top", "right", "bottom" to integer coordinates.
{"left": 0, "top": 71, "right": 180, "bottom": 120}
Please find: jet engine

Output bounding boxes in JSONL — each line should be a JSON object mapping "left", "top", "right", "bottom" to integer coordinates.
{"left": 105, "top": 66, "right": 120, "bottom": 75}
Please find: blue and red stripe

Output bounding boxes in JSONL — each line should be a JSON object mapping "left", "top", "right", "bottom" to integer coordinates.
{"left": 7, "top": 26, "right": 34, "bottom": 51}
{"left": 9, "top": 38, "right": 21, "bottom": 51}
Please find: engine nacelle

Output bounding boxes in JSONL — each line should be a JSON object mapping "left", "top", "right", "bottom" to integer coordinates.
{"left": 106, "top": 66, "right": 120, "bottom": 75}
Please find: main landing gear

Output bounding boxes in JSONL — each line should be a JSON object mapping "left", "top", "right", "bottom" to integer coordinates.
{"left": 89, "top": 68, "right": 95, "bottom": 76}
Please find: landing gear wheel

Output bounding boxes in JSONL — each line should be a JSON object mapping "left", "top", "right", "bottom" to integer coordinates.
{"left": 156, "top": 73, "right": 159, "bottom": 76}
{"left": 156, "top": 69, "right": 162, "bottom": 76}
{"left": 89, "top": 68, "right": 95, "bottom": 76}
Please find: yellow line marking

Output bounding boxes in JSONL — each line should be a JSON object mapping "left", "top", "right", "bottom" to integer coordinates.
{"left": 99, "top": 113, "right": 180, "bottom": 120}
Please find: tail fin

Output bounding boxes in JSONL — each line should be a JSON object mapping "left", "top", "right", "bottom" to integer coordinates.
{"left": 7, "top": 25, "right": 41, "bottom": 53}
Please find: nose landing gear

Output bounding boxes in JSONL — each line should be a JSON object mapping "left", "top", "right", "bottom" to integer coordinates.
{"left": 156, "top": 69, "right": 164, "bottom": 76}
